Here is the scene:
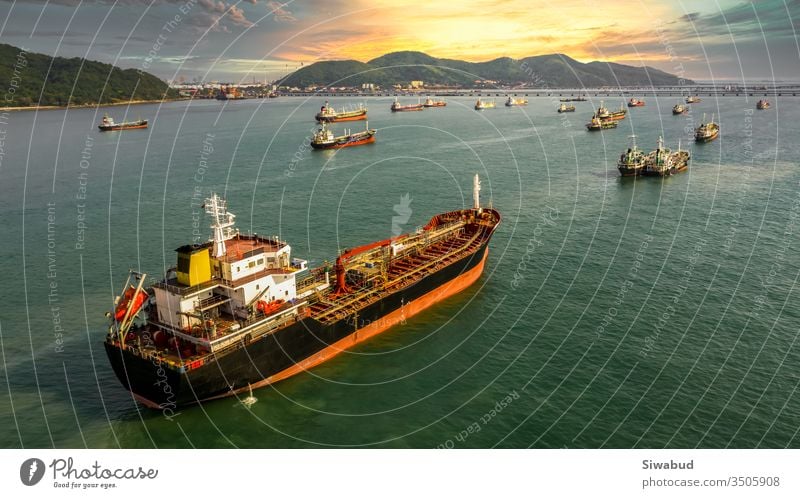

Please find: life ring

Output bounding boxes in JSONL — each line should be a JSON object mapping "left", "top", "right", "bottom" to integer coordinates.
{"left": 243, "top": 333, "right": 252, "bottom": 345}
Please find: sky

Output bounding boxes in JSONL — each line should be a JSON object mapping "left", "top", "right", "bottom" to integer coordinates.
{"left": 0, "top": 0, "right": 798, "bottom": 83}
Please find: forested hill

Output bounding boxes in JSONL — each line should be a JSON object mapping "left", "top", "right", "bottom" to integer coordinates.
{"left": 0, "top": 44, "right": 177, "bottom": 107}
{"left": 281, "top": 51, "right": 690, "bottom": 88}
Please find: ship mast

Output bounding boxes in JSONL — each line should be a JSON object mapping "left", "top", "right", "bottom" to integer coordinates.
{"left": 473, "top": 173, "right": 481, "bottom": 211}
{"left": 205, "top": 194, "right": 236, "bottom": 258}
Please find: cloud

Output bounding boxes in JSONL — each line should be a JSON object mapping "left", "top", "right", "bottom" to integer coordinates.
{"left": 1, "top": 0, "right": 258, "bottom": 30}
{"left": 266, "top": 1, "right": 296, "bottom": 22}
{"left": 228, "top": 4, "right": 254, "bottom": 27}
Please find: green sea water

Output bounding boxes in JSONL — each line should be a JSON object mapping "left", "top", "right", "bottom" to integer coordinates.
{"left": 0, "top": 95, "right": 798, "bottom": 448}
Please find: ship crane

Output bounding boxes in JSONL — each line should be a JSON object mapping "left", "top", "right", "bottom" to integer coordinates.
{"left": 332, "top": 236, "right": 405, "bottom": 296}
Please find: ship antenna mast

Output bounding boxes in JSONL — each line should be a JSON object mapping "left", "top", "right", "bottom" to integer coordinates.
{"left": 205, "top": 193, "right": 236, "bottom": 258}
{"left": 473, "top": 173, "right": 481, "bottom": 211}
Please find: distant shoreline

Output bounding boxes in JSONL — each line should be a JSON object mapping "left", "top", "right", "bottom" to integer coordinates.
{"left": 0, "top": 98, "right": 188, "bottom": 112}
{"left": 3, "top": 86, "right": 796, "bottom": 113}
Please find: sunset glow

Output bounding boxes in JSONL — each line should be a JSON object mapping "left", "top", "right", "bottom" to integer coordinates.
{"left": 0, "top": 0, "right": 796, "bottom": 80}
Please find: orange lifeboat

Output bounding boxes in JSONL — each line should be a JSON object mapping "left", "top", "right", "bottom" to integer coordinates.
{"left": 114, "top": 286, "right": 148, "bottom": 321}
{"left": 257, "top": 299, "right": 285, "bottom": 316}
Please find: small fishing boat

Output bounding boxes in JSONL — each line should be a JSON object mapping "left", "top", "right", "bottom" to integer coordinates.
{"left": 672, "top": 103, "right": 688, "bottom": 115}
{"left": 475, "top": 98, "right": 496, "bottom": 110}
{"left": 617, "top": 135, "right": 647, "bottom": 177}
{"left": 390, "top": 98, "right": 424, "bottom": 112}
{"left": 643, "top": 136, "right": 690, "bottom": 176}
{"left": 695, "top": 114, "right": 720, "bottom": 143}
{"left": 557, "top": 103, "right": 575, "bottom": 113}
{"left": 586, "top": 116, "right": 618, "bottom": 131}
{"left": 310, "top": 122, "right": 376, "bottom": 149}
{"left": 315, "top": 101, "right": 367, "bottom": 122}
{"left": 505, "top": 96, "right": 528, "bottom": 107}
{"left": 686, "top": 95, "right": 701, "bottom": 104}
{"left": 423, "top": 97, "right": 447, "bottom": 107}
{"left": 627, "top": 98, "right": 645, "bottom": 107}
{"left": 756, "top": 99, "right": 771, "bottom": 110}
{"left": 98, "top": 114, "right": 148, "bottom": 131}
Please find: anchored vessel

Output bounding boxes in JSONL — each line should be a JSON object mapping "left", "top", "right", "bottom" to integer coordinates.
{"left": 627, "top": 98, "right": 645, "bottom": 107}
{"left": 557, "top": 103, "right": 576, "bottom": 113}
{"left": 98, "top": 114, "right": 148, "bottom": 131}
{"left": 310, "top": 122, "right": 376, "bottom": 149}
{"left": 423, "top": 97, "right": 447, "bottom": 107}
{"left": 643, "top": 136, "right": 690, "bottom": 176}
{"left": 315, "top": 101, "right": 368, "bottom": 122}
{"left": 390, "top": 98, "right": 424, "bottom": 112}
{"left": 596, "top": 101, "right": 627, "bottom": 121}
{"left": 686, "top": 95, "right": 701, "bottom": 104}
{"left": 505, "top": 96, "right": 528, "bottom": 107}
{"left": 474, "top": 98, "right": 496, "bottom": 110}
{"left": 586, "top": 115, "right": 618, "bottom": 131}
{"left": 695, "top": 114, "right": 720, "bottom": 143}
{"left": 672, "top": 103, "right": 688, "bottom": 115}
{"left": 617, "top": 135, "right": 647, "bottom": 177}
{"left": 756, "top": 99, "right": 771, "bottom": 110}
{"left": 104, "top": 177, "right": 501, "bottom": 408}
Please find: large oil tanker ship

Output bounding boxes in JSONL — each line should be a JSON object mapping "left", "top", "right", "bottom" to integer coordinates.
{"left": 105, "top": 176, "right": 500, "bottom": 408}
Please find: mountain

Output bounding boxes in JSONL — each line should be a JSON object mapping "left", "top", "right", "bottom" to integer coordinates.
{"left": 0, "top": 43, "right": 178, "bottom": 107}
{"left": 280, "top": 50, "right": 690, "bottom": 88}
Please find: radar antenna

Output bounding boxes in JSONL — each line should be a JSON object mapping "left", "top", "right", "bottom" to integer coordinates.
{"left": 204, "top": 194, "right": 236, "bottom": 258}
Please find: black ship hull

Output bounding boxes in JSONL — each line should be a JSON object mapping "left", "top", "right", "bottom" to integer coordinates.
{"left": 105, "top": 241, "right": 491, "bottom": 409}
{"left": 618, "top": 167, "right": 643, "bottom": 177}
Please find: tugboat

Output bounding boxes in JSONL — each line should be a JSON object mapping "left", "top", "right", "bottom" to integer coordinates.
{"left": 627, "top": 98, "right": 646, "bottom": 107}
{"left": 390, "top": 98, "right": 424, "bottom": 112}
{"left": 557, "top": 103, "right": 576, "bottom": 113}
{"left": 756, "top": 99, "right": 771, "bottom": 110}
{"left": 672, "top": 103, "right": 688, "bottom": 115}
{"left": 315, "top": 101, "right": 368, "bottom": 122}
{"left": 104, "top": 178, "right": 501, "bottom": 408}
{"left": 643, "top": 136, "right": 690, "bottom": 176}
{"left": 98, "top": 114, "right": 148, "bottom": 131}
{"left": 686, "top": 95, "right": 701, "bottom": 104}
{"left": 505, "top": 96, "right": 528, "bottom": 107}
{"left": 586, "top": 116, "right": 618, "bottom": 131}
{"left": 695, "top": 114, "right": 720, "bottom": 143}
{"left": 475, "top": 98, "right": 496, "bottom": 110}
{"left": 617, "top": 135, "right": 647, "bottom": 177}
{"left": 310, "top": 121, "right": 376, "bottom": 149}
{"left": 423, "top": 97, "right": 447, "bottom": 107}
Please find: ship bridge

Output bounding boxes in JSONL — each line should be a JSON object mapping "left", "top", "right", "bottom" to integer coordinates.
{"left": 150, "top": 194, "right": 308, "bottom": 344}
